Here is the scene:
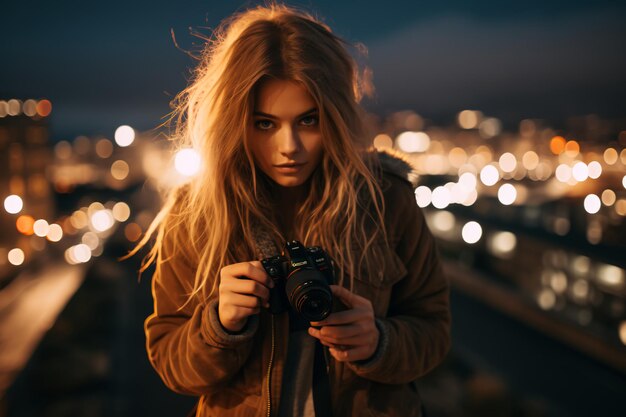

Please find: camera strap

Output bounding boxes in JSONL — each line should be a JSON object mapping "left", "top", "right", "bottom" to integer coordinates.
{"left": 312, "top": 339, "right": 333, "bottom": 416}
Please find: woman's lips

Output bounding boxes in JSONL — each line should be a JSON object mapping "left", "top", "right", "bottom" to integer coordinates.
{"left": 274, "top": 162, "right": 306, "bottom": 173}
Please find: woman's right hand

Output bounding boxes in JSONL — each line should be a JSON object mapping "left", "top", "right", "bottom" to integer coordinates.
{"left": 217, "top": 260, "right": 274, "bottom": 332}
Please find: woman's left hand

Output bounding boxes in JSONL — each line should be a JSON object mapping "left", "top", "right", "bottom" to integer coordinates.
{"left": 308, "top": 284, "right": 379, "bottom": 362}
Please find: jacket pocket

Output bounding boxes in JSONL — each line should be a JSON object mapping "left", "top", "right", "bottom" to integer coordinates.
{"left": 348, "top": 243, "right": 407, "bottom": 317}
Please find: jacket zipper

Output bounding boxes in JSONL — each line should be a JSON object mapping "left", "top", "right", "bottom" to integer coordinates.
{"left": 266, "top": 315, "right": 275, "bottom": 417}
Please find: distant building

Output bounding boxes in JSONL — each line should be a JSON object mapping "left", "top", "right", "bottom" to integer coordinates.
{"left": 0, "top": 99, "right": 54, "bottom": 280}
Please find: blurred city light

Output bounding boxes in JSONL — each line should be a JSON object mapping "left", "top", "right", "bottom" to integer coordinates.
{"left": 33, "top": 219, "right": 50, "bottom": 237}
{"left": 36, "top": 99, "right": 52, "bottom": 117}
{"left": 583, "top": 194, "right": 601, "bottom": 214}
{"left": 480, "top": 164, "right": 499, "bottom": 186}
{"left": 112, "top": 202, "right": 131, "bottom": 222}
{"left": 461, "top": 221, "right": 482, "bottom": 244}
{"left": 497, "top": 183, "right": 517, "bottom": 205}
{"left": 8, "top": 248, "right": 25, "bottom": 266}
{"left": 373, "top": 133, "right": 393, "bottom": 149}
{"left": 415, "top": 186, "right": 432, "bottom": 208}
{"left": 587, "top": 161, "right": 602, "bottom": 179}
{"left": 572, "top": 162, "right": 589, "bottom": 182}
{"left": 396, "top": 131, "right": 430, "bottom": 153}
{"left": 432, "top": 186, "right": 451, "bottom": 209}
{"left": 95, "top": 138, "right": 114, "bottom": 158}
{"left": 91, "top": 209, "right": 114, "bottom": 232}
{"left": 4, "top": 194, "right": 23, "bottom": 214}
{"left": 174, "top": 148, "right": 202, "bottom": 177}
{"left": 604, "top": 148, "right": 618, "bottom": 165}
{"left": 499, "top": 153, "right": 517, "bottom": 173}
{"left": 114, "top": 125, "right": 135, "bottom": 147}
{"left": 111, "top": 160, "right": 130, "bottom": 180}
{"left": 431, "top": 210, "right": 456, "bottom": 233}
{"left": 458, "top": 110, "right": 482, "bottom": 129}
{"left": 46, "top": 224, "right": 63, "bottom": 242}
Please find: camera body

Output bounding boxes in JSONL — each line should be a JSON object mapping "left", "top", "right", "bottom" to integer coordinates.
{"left": 260, "top": 240, "right": 334, "bottom": 322}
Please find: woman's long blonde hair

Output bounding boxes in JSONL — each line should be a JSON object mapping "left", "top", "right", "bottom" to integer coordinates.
{"left": 128, "top": 2, "right": 389, "bottom": 306}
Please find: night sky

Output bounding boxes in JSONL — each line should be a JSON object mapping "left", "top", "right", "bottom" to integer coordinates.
{"left": 2, "top": 0, "right": 626, "bottom": 140}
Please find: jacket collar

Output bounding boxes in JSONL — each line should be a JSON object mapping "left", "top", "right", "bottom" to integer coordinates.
{"left": 376, "top": 148, "right": 419, "bottom": 188}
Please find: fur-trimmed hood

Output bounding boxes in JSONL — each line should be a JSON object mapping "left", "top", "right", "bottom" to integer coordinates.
{"left": 376, "top": 148, "right": 419, "bottom": 188}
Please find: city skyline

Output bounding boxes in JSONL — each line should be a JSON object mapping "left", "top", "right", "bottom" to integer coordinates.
{"left": 2, "top": 0, "right": 626, "bottom": 139}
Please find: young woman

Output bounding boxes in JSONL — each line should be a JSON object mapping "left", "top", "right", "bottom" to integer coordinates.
{"left": 131, "top": 3, "right": 451, "bottom": 416}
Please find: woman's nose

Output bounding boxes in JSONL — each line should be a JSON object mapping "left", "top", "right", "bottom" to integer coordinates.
{"left": 277, "top": 126, "right": 300, "bottom": 155}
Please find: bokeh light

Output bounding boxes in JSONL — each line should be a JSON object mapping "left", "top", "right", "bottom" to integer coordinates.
{"left": 431, "top": 210, "right": 456, "bottom": 233}
{"left": 550, "top": 136, "right": 566, "bottom": 155}
{"left": 555, "top": 164, "right": 572, "bottom": 182}
{"left": 373, "top": 134, "right": 393, "bottom": 149}
{"left": 174, "top": 148, "right": 202, "bottom": 177}
{"left": 91, "top": 209, "right": 115, "bottom": 232}
{"left": 480, "top": 165, "right": 499, "bottom": 186}
{"left": 584, "top": 194, "right": 601, "bottom": 214}
{"left": 489, "top": 231, "right": 517, "bottom": 258}
{"left": 564, "top": 140, "right": 580, "bottom": 157}
{"left": 124, "top": 223, "right": 142, "bottom": 242}
{"left": 16, "top": 215, "right": 35, "bottom": 235}
{"left": 33, "top": 219, "right": 50, "bottom": 237}
{"left": 499, "top": 153, "right": 517, "bottom": 173}
{"left": 114, "top": 125, "right": 135, "bottom": 147}
{"left": 601, "top": 189, "right": 616, "bottom": 206}
{"left": 458, "top": 110, "right": 482, "bottom": 129}
{"left": 4, "top": 195, "right": 23, "bottom": 214}
{"left": 36, "top": 99, "right": 52, "bottom": 117}
{"left": 95, "top": 138, "right": 114, "bottom": 158}
{"left": 571, "top": 162, "right": 589, "bottom": 182}
{"left": 462, "top": 221, "right": 483, "bottom": 244}
{"left": 111, "top": 160, "right": 130, "bottom": 180}
{"left": 587, "top": 161, "right": 602, "bottom": 179}
{"left": 112, "top": 202, "right": 131, "bottom": 222}
{"left": 8, "top": 248, "right": 25, "bottom": 266}
{"left": 415, "top": 186, "right": 432, "bottom": 208}
{"left": 603, "top": 148, "right": 618, "bottom": 165}
{"left": 397, "top": 131, "right": 430, "bottom": 153}
{"left": 46, "top": 224, "right": 63, "bottom": 242}
{"left": 431, "top": 186, "right": 451, "bottom": 209}
{"left": 497, "top": 184, "right": 517, "bottom": 205}
{"left": 522, "top": 151, "right": 539, "bottom": 170}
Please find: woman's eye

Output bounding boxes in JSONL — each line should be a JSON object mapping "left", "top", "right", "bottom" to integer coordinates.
{"left": 300, "top": 116, "right": 319, "bottom": 127}
{"left": 255, "top": 120, "right": 274, "bottom": 130}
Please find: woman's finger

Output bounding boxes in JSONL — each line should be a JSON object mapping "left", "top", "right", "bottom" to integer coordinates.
{"left": 221, "top": 261, "right": 273, "bottom": 289}
{"left": 329, "top": 345, "right": 373, "bottom": 362}
{"left": 225, "top": 278, "right": 270, "bottom": 301}
{"left": 318, "top": 323, "right": 361, "bottom": 340}
{"left": 229, "top": 293, "right": 265, "bottom": 309}
{"left": 328, "top": 285, "right": 372, "bottom": 309}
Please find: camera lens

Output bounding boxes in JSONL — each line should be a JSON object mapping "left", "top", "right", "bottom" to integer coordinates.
{"left": 298, "top": 290, "right": 332, "bottom": 321}
{"left": 285, "top": 269, "right": 332, "bottom": 322}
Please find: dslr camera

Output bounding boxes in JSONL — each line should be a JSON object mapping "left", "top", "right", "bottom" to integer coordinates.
{"left": 260, "top": 240, "right": 334, "bottom": 322}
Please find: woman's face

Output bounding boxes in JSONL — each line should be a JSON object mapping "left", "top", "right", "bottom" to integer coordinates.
{"left": 248, "top": 78, "right": 323, "bottom": 188}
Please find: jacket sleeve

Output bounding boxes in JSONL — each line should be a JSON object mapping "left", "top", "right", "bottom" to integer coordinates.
{"left": 144, "top": 225, "right": 259, "bottom": 395}
{"left": 348, "top": 181, "right": 451, "bottom": 383}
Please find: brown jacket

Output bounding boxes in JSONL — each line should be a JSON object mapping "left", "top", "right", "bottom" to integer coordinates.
{"left": 145, "top": 150, "right": 451, "bottom": 416}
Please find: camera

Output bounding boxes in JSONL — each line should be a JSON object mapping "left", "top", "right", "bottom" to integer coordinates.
{"left": 260, "top": 240, "right": 334, "bottom": 322}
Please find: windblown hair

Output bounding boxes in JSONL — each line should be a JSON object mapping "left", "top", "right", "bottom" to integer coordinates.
{"left": 128, "top": 2, "right": 389, "bottom": 307}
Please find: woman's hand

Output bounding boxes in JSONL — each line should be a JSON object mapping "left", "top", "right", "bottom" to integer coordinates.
{"left": 308, "top": 285, "right": 380, "bottom": 362}
{"left": 218, "top": 261, "right": 274, "bottom": 332}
